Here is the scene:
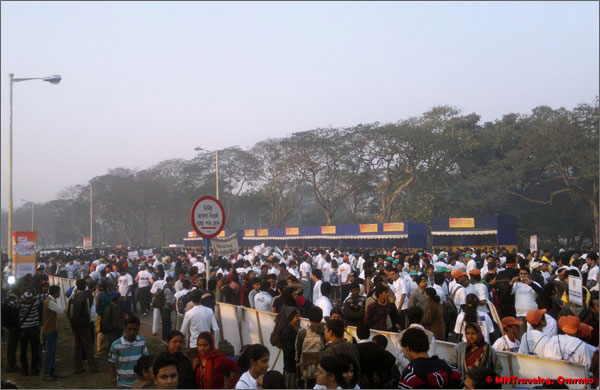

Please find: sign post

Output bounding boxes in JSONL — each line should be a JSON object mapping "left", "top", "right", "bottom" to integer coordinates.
{"left": 191, "top": 196, "right": 225, "bottom": 284}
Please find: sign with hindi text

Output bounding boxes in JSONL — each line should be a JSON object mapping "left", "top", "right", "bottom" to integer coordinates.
{"left": 530, "top": 235, "right": 538, "bottom": 252}
{"left": 321, "top": 226, "right": 336, "bottom": 234}
{"left": 286, "top": 227, "right": 299, "bottom": 235}
{"left": 257, "top": 229, "right": 269, "bottom": 237}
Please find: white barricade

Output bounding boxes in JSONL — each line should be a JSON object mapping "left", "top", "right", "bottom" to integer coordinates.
{"left": 215, "top": 303, "right": 592, "bottom": 389}
{"left": 42, "top": 278, "right": 591, "bottom": 390}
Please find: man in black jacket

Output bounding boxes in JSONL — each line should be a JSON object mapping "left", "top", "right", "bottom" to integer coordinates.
{"left": 69, "top": 279, "right": 98, "bottom": 374}
{"left": 342, "top": 282, "right": 366, "bottom": 327}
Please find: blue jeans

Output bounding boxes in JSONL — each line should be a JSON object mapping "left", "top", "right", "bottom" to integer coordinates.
{"left": 302, "top": 280, "right": 312, "bottom": 302}
{"left": 43, "top": 331, "right": 58, "bottom": 377}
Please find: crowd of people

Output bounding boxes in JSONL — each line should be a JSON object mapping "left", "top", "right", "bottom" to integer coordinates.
{"left": 1, "top": 244, "right": 599, "bottom": 389}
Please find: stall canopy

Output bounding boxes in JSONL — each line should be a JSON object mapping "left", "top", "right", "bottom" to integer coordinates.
{"left": 430, "top": 215, "right": 517, "bottom": 251}
{"left": 239, "top": 222, "right": 427, "bottom": 250}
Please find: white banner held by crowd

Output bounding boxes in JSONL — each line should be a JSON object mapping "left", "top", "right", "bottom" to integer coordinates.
{"left": 212, "top": 233, "right": 239, "bottom": 256}
{"left": 127, "top": 250, "right": 139, "bottom": 260}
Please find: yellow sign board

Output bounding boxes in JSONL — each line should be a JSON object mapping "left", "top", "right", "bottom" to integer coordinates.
{"left": 383, "top": 223, "right": 404, "bottom": 232}
{"left": 286, "top": 227, "right": 299, "bottom": 235}
{"left": 360, "top": 224, "right": 378, "bottom": 233}
{"left": 244, "top": 229, "right": 255, "bottom": 237}
{"left": 257, "top": 229, "right": 269, "bottom": 237}
{"left": 321, "top": 226, "right": 336, "bottom": 234}
{"left": 449, "top": 218, "right": 475, "bottom": 228}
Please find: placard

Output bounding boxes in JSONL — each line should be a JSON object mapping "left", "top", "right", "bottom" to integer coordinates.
{"left": 128, "top": 250, "right": 139, "bottom": 260}
{"left": 83, "top": 237, "right": 92, "bottom": 249}
{"left": 212, "top": 233, "right": 239, "bottom": 256}
{"left": 568, "top": 275, "right": 583, "bottom": 306}
{"left": 530, "top": 235, "right": 538, "bottom": 252}
{"left": 142, "top": 249, "right": 154, "bottom": 257}
{"left": 190, "top": 196, "right": 226, "bottom": 239}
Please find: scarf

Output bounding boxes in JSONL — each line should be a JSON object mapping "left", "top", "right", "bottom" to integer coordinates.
{"left": 195, "top": 333, "right": 224, "bottom": 389}
{"left": 464, "top": 322, "right": 490, "bottom": 369}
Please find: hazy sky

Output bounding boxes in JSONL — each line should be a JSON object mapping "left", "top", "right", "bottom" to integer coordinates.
{"left": 1, "top": 1, "right": 598, "bottom": 210}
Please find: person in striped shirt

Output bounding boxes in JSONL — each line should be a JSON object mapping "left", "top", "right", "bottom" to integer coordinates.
{"left": 109, "top": 316, "right": 149, "bottom": 389}
{"left": 19, "top": 289, "right": 42, "bottom": 376}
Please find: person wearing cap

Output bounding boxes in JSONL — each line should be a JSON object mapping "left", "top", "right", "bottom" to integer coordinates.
{"left": 582, "top": 291, "right": 599, "bottom": 346}
{"left": 517, "top": 309, "right": 548, "bottom": 356}
{"left": 491, "top": 317, "right": 522, "bottom": 353}
{"left": 102, "top": 291, "right": 125, "bottom": 348}
{"left": 450, "top": 270, "right": 477, "bottom": 312}
{"left": 542, "top": 315, "right": 596, "bottom": 365}
{"left": 528, "top": 260, "right": 546, "bottom": 287}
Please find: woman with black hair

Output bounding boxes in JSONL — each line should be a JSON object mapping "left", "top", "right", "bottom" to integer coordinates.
{"left": 315, "top": 355, "right": 344, "bottom": 389}
{"left": 422, "top": 287, "right": 445, "bottom": 341}
{"left": 448, "top": 322, "right": 503, "bottom": 378}
{"left": 235, "top": 344, "right": 270, "bottom": 389}
{"left": 338, "top": 355, "right": 359, "bottom": 389}
{"left": 453, "top": 294, "right": 495, "bottom": 344}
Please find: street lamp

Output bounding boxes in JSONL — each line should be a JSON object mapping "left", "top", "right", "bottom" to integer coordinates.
{"left": 8, "top": 73, "right": 61, "bottom": 275}
{"left": 193, "top": 147, "right": 219, "bottom": 200}
{"left": 20, "top": 199, "right": 34, "bottom": 231}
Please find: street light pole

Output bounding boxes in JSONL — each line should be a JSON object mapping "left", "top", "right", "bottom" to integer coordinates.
{"left": 90, "top": 185, "right": 93, "bottom": 247}
{"left": 7, "top": 73, "right": 61, "bottom": 275}
{"left": 8, "top": 74, "right": 14, "bottom": 270}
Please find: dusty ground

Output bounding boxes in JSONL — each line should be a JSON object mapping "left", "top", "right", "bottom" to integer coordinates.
{"left": 1, "top": 311, "right": 173, "bottom": 389}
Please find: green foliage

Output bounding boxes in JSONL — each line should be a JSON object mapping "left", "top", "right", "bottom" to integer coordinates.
{"left": 3, "top": 99, "right": 597, "bottom": 248}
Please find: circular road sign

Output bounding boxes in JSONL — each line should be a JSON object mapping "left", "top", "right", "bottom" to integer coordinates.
{"left": 190, "top": 196, "right": 226, "bottom": 239}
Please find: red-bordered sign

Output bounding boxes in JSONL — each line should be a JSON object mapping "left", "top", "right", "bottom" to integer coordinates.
{"left": 190, "top": 196, "right": 226, "bottom": 239}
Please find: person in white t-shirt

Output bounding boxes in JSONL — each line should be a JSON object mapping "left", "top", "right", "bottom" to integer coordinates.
{"left": 339, "top": 256, "right": 352, "bottom": 299}
{"left": 321, "top": 258, "right": 332, "bottom": 283}
{"left": 254, "top": 280, "right": 273, "bottom": 312}
{"left": 509, "top": 268, "right": 543, "bottom": 334}
{"left": 518, "top": 309, "right": 548, "bottom": 356}
{"left": 312, "top": 269, "right": 324, "bottom": 303}
{"left": 315, "top": 282, "right": 333, "bottom": 320}
{"left": 117, "top": 267, "right": 134, "bottom": 315}
{"left": 585, "top": 253, "right": 599, "bottom": 288}
{"left": 543, "top": 315, "right": 596, "bottom": 365}
{"left": 150, "top": 276, "right": 167, "bottom": 335}
{"left": 453, "top": 293, "right": 494, "bottom": 344}
{"left": 299, "top": 258, "right": 313, "bottom": 301}
{"left": 135, "top": 263, "right": 154, "bottom": 316}
{"left": 235, "top": 344, "right": 270, "bottom": 389}
{"left": 492, "top": 316, "right": 522, "bottom": 353}
{"left": 526, "top": 312, "right": 557, "bottom": 337}
{"left": 469, "top": 270, "right": 489, "bottom": 313}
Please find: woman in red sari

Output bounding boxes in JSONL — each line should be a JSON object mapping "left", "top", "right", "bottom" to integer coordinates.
{"left": 192, "top": 332, "right": 239, "bottom": 389}
{"left": 448, "top": 322, "right": 503, "bottom": 378}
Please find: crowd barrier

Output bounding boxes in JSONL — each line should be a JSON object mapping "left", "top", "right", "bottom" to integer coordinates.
{"left": 47, "top": 277, "right": 591, "bottom": 389}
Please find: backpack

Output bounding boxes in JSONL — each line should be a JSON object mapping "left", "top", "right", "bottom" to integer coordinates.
{"left": 269, "top": 309, "right": 286, "bottom": 348}
{"left": 442, "top": 285, "right": 460, "bottom": 336}
{"left": 176, "top": 291, "right": 191, "bottom": 314}
{"left": 300, "top": 326, "right": 324, "bottom": 380}
{"left": 152, "top": 286, "right": 166, "bottom": 309}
